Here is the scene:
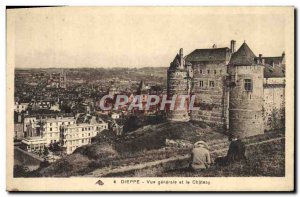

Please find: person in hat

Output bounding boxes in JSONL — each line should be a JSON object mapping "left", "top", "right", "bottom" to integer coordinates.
{"left": 190, "top": 141, "right": 211, "bottom": 171}
{"left": 226, "top": 134, "right": 246, "bottom": 163}
{"left": 214, "top": 134, "right": 246, "bottom": 166}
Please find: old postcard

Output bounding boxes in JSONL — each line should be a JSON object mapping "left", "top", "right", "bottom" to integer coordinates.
{"left": 6, "top": 6, "right": 294, "bottom": 192}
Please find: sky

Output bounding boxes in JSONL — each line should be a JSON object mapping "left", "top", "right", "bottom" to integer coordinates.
{"left": 7, "top": 7, "right": 291, "bottom": 68}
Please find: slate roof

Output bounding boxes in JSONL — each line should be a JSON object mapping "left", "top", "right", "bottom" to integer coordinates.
{"left": 169, "top": 54, "right": 181, "bottom": 69}
{"left": 229, "top": 42, "right": 257, "bottom": 66}
{"left": 185, "top": 47, "right": 230, "bottom": 62}
{"left": 264, "top": 56, "right": 284, "bottom": 66}
{"left": 264, "top": 64, "right": 285, "bottom": 78}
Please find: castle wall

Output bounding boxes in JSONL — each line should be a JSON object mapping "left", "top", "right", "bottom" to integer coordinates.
{"left": 190, "top": 61, "right": 229, "bottom": 128}
{"left": 228, "top": 65, "right": 264, "bottom": 137}
{"left": 263, "top": 78, "right": 285, "bottom": 130}
{"left": 167, "top": 69, "right": 190, "bottom": 121}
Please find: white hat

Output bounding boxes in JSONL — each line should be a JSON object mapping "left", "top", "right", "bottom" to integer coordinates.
{"left": 194, "top": 141, "right": 209, "bottom": 149}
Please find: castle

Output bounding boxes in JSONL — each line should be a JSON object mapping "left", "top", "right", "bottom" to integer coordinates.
{"left": 167, "top": 41, "right": 285, "bottom": 137}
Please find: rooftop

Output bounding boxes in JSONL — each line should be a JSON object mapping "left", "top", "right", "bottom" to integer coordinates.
{"left": 264, "top": 64, "right": 285, "bottom": 78}
{"left": 229, "top": 42, "right": 257, "bottom": 66}
{"left": 185, "top": 47, "right": 231, "bottom": 62}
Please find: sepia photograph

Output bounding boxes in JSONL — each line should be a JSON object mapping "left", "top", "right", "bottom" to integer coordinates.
{"left": 6, "top": 6, "right": 294, "bottom": 192}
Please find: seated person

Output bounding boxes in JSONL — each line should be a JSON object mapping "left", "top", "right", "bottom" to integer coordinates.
{"left": 227, "top": 135, "right": 246, "bottom": 163}
{"left": 191, "top": 141, "right": 211, "bottom": 171}
{"left": 215, "top": 134, "right": 246, "bottom": 166}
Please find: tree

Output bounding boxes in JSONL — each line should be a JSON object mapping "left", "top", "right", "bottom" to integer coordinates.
{"left": 268, "top": 108, "right": 285, "bottom": 130}
{"left": 49, "top": 142, "right": 61, "bottom": 153}
{"left": 38, "top": 149, "right": 42, "bottom": 157}
{"left": 43, "top": 146, "right": 49, "bottom": 157}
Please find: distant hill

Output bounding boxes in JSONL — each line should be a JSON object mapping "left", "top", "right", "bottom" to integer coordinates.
{"left": 15, "top": 67, "right": 168, "bottom": 85}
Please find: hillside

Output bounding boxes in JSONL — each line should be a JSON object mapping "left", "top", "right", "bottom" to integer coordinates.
{"left": 37, "top": 121, "right": 227, "bottom": 177}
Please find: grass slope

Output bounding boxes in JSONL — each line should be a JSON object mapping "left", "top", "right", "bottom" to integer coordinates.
{"left": 162, "top": 138, "right": 285, "bottom": 177}
{"left": 37, "top": 121, "right": 226, "bottom": 177}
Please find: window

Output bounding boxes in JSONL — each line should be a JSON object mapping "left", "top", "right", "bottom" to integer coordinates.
{"left": 82, "top": 128, "right": 84, "bottom": 131}
{"left": 50, "top": 123, "right": 52, "bottom": 126}
{"left": 194, "top": 81, "right": 199, "bottom": 87}
{"left": 50, "top": 128, "right": 52, "bottom": 131}
{"left": 244, "top": 79, "right": 252, "bottom": 91}
{"left": 209, "top": 81, "right": 215, "bottom": 88}
{"left": 199, "top": 81, "right": 204, "bottom": 87}
{"left": 214, "top": 70, "right": 217, "bottom": 74}
{"left": 207, "top": 70, "right": 210, "bottom": 74}
{"left": 200, "top": 70, "right": 202, "bottom": 74}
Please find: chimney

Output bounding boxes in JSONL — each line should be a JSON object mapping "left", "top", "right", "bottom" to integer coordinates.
{"left": 281, "top": 51, "right": 285, "bottom": 64}
{"left": 230, "top": 40, "right": 236, "bottom": 53}
{"left": 179, "top": 48, "right": 184, "bottom": 67}
{"left": 259, "top": 54, "right": 263, "bottom": 64}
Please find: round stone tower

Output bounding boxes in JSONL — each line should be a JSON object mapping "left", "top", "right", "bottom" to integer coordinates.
{"left": 167, "top": 48, "right": 192, "bottom": 121}
{"left": 228, "top": 42, "right": 264, "bottom": 138}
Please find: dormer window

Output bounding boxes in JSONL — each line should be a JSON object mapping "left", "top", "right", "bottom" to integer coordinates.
{"left": 244, "top": 79, "right": 252, "bottom": 91}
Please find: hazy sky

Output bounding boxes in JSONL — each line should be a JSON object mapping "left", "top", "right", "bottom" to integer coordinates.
{"left": 7, "top": 7, "right": 290, "bottom": 68}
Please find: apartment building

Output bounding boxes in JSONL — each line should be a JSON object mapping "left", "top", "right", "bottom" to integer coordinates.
{"left": 60, "top": 121, "right": 108, "bottom": 154}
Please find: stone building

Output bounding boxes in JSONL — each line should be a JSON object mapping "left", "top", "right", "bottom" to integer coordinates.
{"left": 228, "top": 42, "right": 265, "bottom": 137}
{"left": 48, "top": 70, "right": 67, "bottom": 89}
{"left": 168, "top": 41, "right": 285, "bottom": 137}
{"left": 167, "top": 48, "right": 193, "bottom": 121}
{"left": 185, "top": 41, "right": 233, "bottom": 128}
{"left": 59, "top": 70, "right": 67, "bottom": 89}
{"left": 263, "top": 53, "right": 286, "bottom": 130}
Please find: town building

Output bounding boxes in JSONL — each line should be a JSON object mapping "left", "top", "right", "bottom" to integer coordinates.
{"left": 48, "top": 70, "right": 67, "bottom": 89}
{"left": 14, "top": 102, "right": 29, "bottom": 113}
{"left": 43, "top": 117, "right": 76, "bottom": 145}
{"left": 21, "top": 136, "right": 47, "bottom": 152}
{"left": 20, "top": 114, "right": 109, "bottom": 154}
{"left": 60, "top": 120, "right": 108, "bottom": 154}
